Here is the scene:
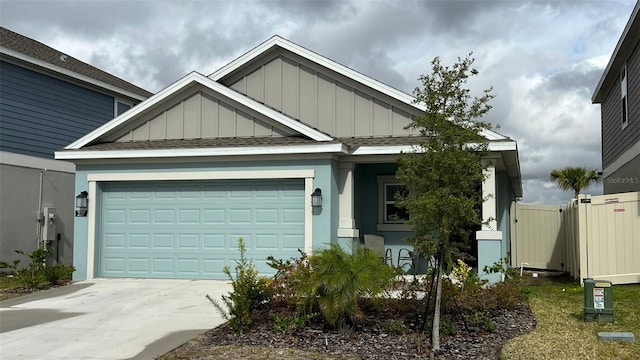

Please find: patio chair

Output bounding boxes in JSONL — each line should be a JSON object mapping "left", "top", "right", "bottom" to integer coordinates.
{"left": 397, "top": 248, "right": 418, "bottom": 274}
{"left": 363, "top": 234, "right": 392, "bottom": 265}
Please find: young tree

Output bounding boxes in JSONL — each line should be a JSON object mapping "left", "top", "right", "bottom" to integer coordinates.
{"left": 550, "top": 166, "right": 601, "bottom": 198}
{"left": 395, "top": 54, "right": 494, "bottom": 351}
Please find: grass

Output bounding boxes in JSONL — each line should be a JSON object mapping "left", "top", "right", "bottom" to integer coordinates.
{"left": 502, "top": 274, "right": 640, "bottom": 360}
{"left": 0, "top": 275, "right": 26, "bottom": 301}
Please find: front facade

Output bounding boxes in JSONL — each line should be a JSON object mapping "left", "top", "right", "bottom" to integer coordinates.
{"left": 0, "top": 27, "right": 152, "bottom": 267}
{"left": 56, "top": 36, "right": 522, "bottom": 281}
{"left": 592, "top": 3, "right": 640, "bottom": 194}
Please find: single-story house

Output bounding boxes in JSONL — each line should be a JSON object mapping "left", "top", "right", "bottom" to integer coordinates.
{"left": 56, "top": 36, "right": 522, "bottom": 281}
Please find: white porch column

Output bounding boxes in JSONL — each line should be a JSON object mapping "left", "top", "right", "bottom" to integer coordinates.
{"left": 481, "top": 163, "right": 497, "bottom": 230}
{"left": 477, "top": 162, "right": 503, "bottom": 283}
{"left": 337, "top": 162, "right": 359, "bottom": 251}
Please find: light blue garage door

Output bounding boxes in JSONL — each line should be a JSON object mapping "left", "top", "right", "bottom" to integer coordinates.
{"left": 98, "top": 179, "right": 305, "bottom": 279}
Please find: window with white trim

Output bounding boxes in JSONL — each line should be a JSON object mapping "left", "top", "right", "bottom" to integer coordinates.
{"left": 377, "top": 176, "right": 411, "bottom": 231}
{"left": 621, "top": 64, "right": 629, "bottom": 128}
{"left": 115, "top": 100, "right": 133, "bottom": 117}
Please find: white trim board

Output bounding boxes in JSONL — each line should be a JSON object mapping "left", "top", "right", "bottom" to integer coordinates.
{"left": 84, "top": 169, "right": 315, "bottom": 279}
{"left": 65, "top": 72, "right": 333, "bottom": 150}
{"left": 56, "top": 143, "right": 345, "bottom": 160}
{"left": 208, "top": 35, "right": 510, "bottom": 142}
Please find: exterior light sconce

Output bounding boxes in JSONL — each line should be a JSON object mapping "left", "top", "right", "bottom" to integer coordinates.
{"left": 75, "top": 191, "right": 88, "bottom": 217}
{"left": 311, "top": 188, "right": 322, "bottom": 207}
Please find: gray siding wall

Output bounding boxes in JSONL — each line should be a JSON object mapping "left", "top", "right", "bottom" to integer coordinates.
{"left": 601, "top": 40, "right": 640, "bottom": 169}
{"left": 0, "top": 164, "right": 74, "bottom": 267}
{"left": 228, "top": 54, "right": 418, "bottom": 137}
{"left": 115, "top": 91, "right": 289, "bottom": 142}
{"left": 0, "top": 60, "right": 115, "bottom": 158}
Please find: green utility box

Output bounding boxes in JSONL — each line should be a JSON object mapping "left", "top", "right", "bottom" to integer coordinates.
{"left": 584, "top": 279, "right": 614, "bottom": 323}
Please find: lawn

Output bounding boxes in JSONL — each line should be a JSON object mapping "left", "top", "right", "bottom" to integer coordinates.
{"left": 501, "top": 274, "right": 640, "bottom": 360}
{"left": 0, "top": 275, "right": 27, "bottom": 301}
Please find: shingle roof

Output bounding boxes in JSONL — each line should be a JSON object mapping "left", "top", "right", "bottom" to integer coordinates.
{"left": 77, "top": 136, "right": 338, "bottom": 151}
{"left": 0, "top": 27, "right": 153, "bottom": 99}
{"left": 71, "top": 136, "right": 426, "bottom": 152}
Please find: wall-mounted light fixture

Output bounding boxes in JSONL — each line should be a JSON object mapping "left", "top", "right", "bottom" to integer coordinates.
{"left": 75, "top": 191, "right": 88, "bottom": 217}
{"left": 311, "top": 188, "right": 322, "bottom": 207}
{"left": 76, "top": 191, "right": 88, "bottom": 209}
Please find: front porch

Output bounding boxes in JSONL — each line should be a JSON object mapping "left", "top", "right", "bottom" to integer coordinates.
{"left": 335, "top": 161, "right": 513, "bottom": 281}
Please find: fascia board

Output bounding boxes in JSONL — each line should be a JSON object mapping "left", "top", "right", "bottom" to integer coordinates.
{"left": 65, "top": 72, "right": 203, "bottom": 149}
{"left": 350, "top": 145, "right": 417, "bottom": 155}
{"left": 209, "top": 36, "right": 416, "bottom": 106}
{"left": 66, "top": 72, "right": 331, "bottom": 149}
{"left": 350, "top": 141, "right": 516, "bottom": 155}
{"left": 0, "top": 47, "right": 148, "bottom": 101}
{"left": 487, "top": 141, "right": 517, "bottom": 151}
{"left": 55, "top": 143, "right": 346, "bottom": 160}
{"left": 209, "top": 36, "right": 510, "bottom": 142}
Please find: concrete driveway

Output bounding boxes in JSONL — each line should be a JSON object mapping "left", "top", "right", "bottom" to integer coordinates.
{"left": 0, "top": 278, "right": 231, "bottom": 360}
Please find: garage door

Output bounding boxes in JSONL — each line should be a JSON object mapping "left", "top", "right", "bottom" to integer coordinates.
{"left": 98, "top": 179, "right": 305, "bottom": 279}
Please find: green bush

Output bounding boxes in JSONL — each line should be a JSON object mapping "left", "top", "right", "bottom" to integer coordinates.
{"left": 0, "top": 247, "right": 73, "bottom": 288}
{"left": 45, "top": 263, "right": 75, "bottom": 284}
{"left": 304, "top": 244, "right": 396, "bottom": 327}
{"left": 208, "top": 238, "right": 272, "bottom": 333}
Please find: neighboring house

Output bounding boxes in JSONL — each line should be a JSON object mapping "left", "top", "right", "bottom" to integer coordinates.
{"left": 592, "top": 3, "right": 640, "bottom": 194}
{"left": 56, "top": 36, "right": 522, "bottom": 282}
{"left": 0, "top": 27, "right": 152, "bottom": 267}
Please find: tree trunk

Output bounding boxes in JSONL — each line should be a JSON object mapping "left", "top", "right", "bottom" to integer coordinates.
{"left": 431, "top": 251, "right": 444, "bottom": 351}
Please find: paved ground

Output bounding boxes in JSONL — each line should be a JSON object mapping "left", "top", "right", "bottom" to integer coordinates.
{"left": 0, "top": 278, "right": 231, "bottom": 360}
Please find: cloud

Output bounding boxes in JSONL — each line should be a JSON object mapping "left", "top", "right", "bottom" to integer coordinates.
{"left": 0, "top": 0, "right": 634, "bottom": 205}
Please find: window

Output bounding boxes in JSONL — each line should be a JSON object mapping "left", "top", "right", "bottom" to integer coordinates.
{"left": 377, "top": 176, "right": 411, "bottom": 231}
{"left": 621, "top": 64, "right": 629, "bottom": 128}
{"left": 115, "top": 100, "right": 132, "bottom": 117}
{"left": 383, "top": 183, "right": 409, "bottom": 223}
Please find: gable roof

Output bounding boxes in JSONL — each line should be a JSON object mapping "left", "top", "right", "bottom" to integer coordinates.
{"left": 64, "top": 72, "right": 333, "bottom": 149}
{"left": 592, "top": 2, "right": 640, "bottom": 103}
{"left": 210, "top": 35, "right": 509, "bottom": 142}
{"left": 0, "top": 26, "right": 153, "bottom": 101}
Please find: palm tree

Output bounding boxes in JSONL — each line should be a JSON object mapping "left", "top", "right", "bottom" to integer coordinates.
{"left": 550, "top": 166, "right": 602, "bottom": 198}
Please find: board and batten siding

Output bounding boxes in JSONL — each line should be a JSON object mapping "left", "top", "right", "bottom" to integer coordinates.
{"left": 228, "top": 56, "right": 418, "bottom": 138}
{"left": 601, "top": 40, "right": 640, "bottom": 169}
{"left": 115, "top": 91, "right": 288, "bottom": 142}
{"left": 0, "top": 60, "right": 115, "bottom": 158}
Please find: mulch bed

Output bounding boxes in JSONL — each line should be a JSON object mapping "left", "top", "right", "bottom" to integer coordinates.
{"left": 189, "top": 300, "right": 536, "bottom": 359}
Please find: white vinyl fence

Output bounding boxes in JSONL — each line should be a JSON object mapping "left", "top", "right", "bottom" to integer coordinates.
{"left": 511, "top": 192, "right": 640, "bottom": 285}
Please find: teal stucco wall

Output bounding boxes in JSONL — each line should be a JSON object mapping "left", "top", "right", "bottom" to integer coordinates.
{"left": 354, "top": 163, "right": 415, "bottom": 270}
{"left": 72, "top": 158, "right": 336, "bottom": 280}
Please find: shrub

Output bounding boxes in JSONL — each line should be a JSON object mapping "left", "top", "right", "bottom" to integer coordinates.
{"left": 304, "top": 244, "right": 396, "bottom": 327}
{"left": 266, "top": 250, "right": 314, "bottom": 312}
{"left": 0, "top": 247, "right": 73, "bottom": 288}
{"left": 207, "top": 238, "right": 272, "bottom": 333}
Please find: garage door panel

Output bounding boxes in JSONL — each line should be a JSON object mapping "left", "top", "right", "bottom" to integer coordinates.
{"left": 99, "top": 179, "right": 305, "bottom": 279}
{"left": 153, "top": 234, "right": 175, "bottom": 248}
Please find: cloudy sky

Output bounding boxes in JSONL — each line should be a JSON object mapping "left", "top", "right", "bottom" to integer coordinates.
{"left": 1, "top": 0, "right": 636, "bottom": 204}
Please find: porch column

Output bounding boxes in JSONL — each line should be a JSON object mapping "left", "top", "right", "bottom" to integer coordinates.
{"left": 476, "top": 162, "right": 503, "bottom": 283}
{"left": 337, "top": 162, "right": 359, "bottom": 252}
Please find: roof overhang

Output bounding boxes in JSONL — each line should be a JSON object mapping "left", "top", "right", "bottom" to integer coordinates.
{"left": 65, "top": 72, "right": 333, "bottom": 150}
{"left": 0, "top": 46, "right": 148, "bottom": 102}
{"left": 592, "top": 2, "right": 640, "bottom": 103}
{"left": 56, "top": 143, "right": 346, "bottom": 160}
{"left": 209, "top": 36, "right": 510, "bottom": 142}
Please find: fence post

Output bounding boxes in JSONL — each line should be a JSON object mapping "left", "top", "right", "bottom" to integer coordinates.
{"left": 577, "top": 194, "right": 592, "bottom": 285}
